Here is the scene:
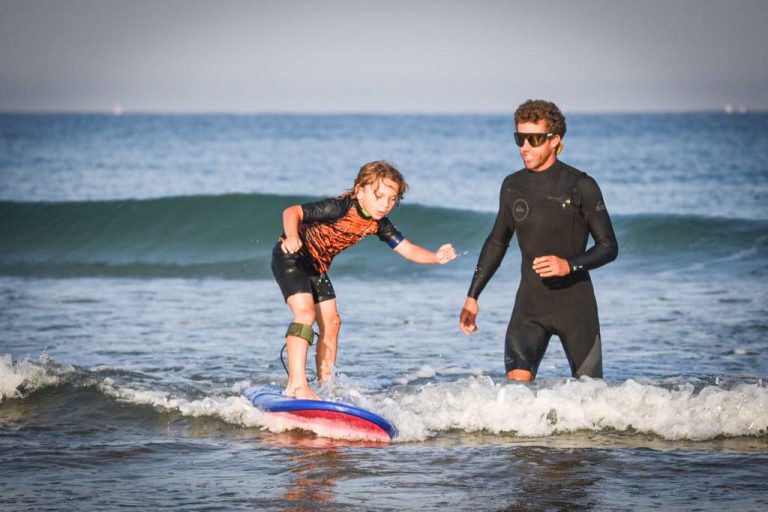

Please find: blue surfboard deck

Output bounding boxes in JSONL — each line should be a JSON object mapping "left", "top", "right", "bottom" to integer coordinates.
{"left": 244, "top": 385, "right": 397, "bottom": 441}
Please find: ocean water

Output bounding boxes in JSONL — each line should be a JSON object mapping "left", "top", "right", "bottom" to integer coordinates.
{"left": 1, "top": 113, "right": 767, "bottom": 511}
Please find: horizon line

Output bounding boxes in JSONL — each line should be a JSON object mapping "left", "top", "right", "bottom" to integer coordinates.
{"left": 1, "top": 108, "right": 765, "bottom": 116}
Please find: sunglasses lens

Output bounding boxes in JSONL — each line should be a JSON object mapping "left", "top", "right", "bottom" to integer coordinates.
{"left": 514, "top": 132, "right": 551, "bottom": 147}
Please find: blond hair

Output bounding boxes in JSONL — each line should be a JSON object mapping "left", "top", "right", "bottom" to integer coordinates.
{"left": 352, "top": 160, "right": 408, "bottom": 201}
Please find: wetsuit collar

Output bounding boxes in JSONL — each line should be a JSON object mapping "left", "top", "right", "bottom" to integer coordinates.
{"left": 354, "top": 199, "right": 372, "bottom": 219}
{"left": 526, "top": 159, "right": 561, "bottom": 174}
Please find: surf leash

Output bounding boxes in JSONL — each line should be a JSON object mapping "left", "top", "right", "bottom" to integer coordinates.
{"left": 280, "top": 343, "right": 289, "bottom": 375}
{"left": 279, "top": 327, "right": 320, "bottom": 376}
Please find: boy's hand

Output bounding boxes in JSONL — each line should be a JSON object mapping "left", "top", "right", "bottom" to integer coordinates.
{"left": 281, "top": 236, "right": 303, "bottom": 254}
{"left": 436, "top": 243, "right": 457, "bottom": 264}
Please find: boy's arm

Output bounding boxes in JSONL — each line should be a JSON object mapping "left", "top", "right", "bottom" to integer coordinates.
{"left": 393, "top": 240, "right": 456, "bottom": 264}
{"left": 281, "top": 205, "right": 304, "bottom": 254}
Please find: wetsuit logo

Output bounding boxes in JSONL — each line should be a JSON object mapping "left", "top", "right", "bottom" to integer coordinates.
{"left": 513, "top": 199, "right": 529, "bottom": 221}
{"left": 596, "top": 199, "right": 606, "bottom": 212}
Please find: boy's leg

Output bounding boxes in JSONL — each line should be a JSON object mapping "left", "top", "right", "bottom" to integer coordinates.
{"left": 315, "top": 298, "right": 341, "bottom": 383}
{"left": 285, "top": 292, "right": 319, "bottom": 400}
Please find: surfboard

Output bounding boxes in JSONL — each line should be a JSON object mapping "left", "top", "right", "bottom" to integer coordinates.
{"left": 243, "top": 385, "right": 397, "bottom": 442}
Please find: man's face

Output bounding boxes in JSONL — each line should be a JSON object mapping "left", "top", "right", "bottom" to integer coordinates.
{"left": 515, "top": 120, "right": 561, "bottom": 172}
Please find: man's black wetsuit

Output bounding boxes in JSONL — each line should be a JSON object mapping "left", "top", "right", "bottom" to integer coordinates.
{"left": 467, "top": 160, "right": 618, "bottom": 378}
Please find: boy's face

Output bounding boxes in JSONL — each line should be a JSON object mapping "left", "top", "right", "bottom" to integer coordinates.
{"left": 355, "top": 177, "right": 399, "bottom": 219}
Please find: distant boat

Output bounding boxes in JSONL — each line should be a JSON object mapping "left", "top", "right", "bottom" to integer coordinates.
{"left": 112, "top": 104, "right": 123, "bottom": 116}
{"left": 724, "top": 103, "right": 749, "bottom": 115}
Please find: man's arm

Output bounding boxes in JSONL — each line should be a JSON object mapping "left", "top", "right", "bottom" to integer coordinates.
{"left": 567, "top": 176, "right": 618, "bottom": 272}
{"left": 466, "top": 181, "right": 514, "bottom": 299}
{"left": 461, "top": 182, "right": 514, "bottom": 335}
{"left": 533, "top": 175, "right": 618, "bottom": 277}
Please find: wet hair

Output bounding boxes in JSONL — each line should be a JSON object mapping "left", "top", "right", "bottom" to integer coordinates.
{"left": 514, "top": 99, "right": 567, "bottom": 137}
{"left": 352, "top": 160, "right": 408, "bottom": 201}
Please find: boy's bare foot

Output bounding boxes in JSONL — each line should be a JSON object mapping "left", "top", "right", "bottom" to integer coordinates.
{"left": 285, "top": 385, "right": 319, "bottom": 401}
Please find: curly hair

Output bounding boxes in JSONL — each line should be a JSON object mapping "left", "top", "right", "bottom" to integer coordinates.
{"left": 352, "top": 160, "right": 408, "bottom": 201}
{"left": 514, "top": 100, "right": 567, "bottom": 137}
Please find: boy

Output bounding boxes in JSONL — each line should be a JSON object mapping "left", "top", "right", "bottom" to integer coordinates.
{"left": 273, "top": 160, "right": 456, "bottom": 399}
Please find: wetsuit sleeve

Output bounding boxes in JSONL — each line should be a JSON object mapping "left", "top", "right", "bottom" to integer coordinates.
{"left": 376, "top": 218, "right": 405, "bottom": 249}
{"left": 467, "top": 180, "right": 514, "bottom": 299}
{"left": 300, "top": 196, "right": 348, "bottom": 224}
{"left": 568, "top": 176, "right": 619, "bottom": 272}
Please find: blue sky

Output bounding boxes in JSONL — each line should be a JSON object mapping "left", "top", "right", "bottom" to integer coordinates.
{"left": 1, "top": 0, "right": 766, "bottom": 113}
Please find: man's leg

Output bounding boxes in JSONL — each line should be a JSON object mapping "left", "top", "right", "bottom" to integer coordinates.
{"left": 505, "top": 316, "right": 551, "bottom": 382}
{"left": 561, "top": 329, "right": 603, "bottom": 379}
{"left": 558, "top": 291, "right": 603, "bottom": 379}
{"left": 506, "top": 369, "right": 534, "bottom": 381}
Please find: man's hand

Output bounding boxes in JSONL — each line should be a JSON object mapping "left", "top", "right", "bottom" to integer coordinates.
{"left": 459, "top": 297, "right": 479, "bottom": 335}
{"left": 532, "top": 255, "right": 570, "bottom": 278}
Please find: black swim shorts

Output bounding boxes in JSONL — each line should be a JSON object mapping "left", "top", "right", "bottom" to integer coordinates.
{"left": 271, "top": 242, "right": 336, "bottom": 304}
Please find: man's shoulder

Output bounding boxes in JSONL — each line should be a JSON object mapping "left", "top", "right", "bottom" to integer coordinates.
{"left": 555, "top": 162, "right": 605, "bottom": 199}
{"left": 557, "top": 160, "right": 587, "bottom": 176}
{"left": 502, "top": 168, "right": 528, "bottom": 183}
{"left": 556, "top": 161, "right": 601, "bottom": 188}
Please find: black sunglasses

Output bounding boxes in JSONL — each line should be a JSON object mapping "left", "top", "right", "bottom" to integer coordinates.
{"left": 514, "top": 132, "right": 555, "bottom": 147}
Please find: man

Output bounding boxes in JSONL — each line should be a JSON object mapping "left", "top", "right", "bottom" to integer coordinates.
{"left": 459, "top": 99, "right": 618, "bottom": 381}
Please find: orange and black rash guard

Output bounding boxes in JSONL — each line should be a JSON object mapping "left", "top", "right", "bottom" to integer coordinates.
{"left": 295, "top": 194, "right": 404, "bottom": 274}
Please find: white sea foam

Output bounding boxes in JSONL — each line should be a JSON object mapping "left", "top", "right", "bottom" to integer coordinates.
{"left": 394, "top": 364, "right": 437, "bottom": 385}
{"left": 97, "top": 378, "right": 392, "bottom": 442}
{"left": 383, "top": 376, "right": 768, "bottom": 442}
{"left": 0, "top": 353, "right": 72, "bottom": 402}
{"left": 394, "top": 364, "right": 484, "bottom": 385}
{"left": 91, "top": 374, "right": 768, "bottom": 443}
{"left": 97, "top": 378, "right": 266, "bottom": 428}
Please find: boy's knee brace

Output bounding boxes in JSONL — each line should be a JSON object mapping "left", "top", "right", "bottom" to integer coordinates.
{"left": 286, "top": 322, "right": 314, "bottom": 345}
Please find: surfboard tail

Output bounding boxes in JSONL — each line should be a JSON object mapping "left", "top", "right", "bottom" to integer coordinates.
{"left": 268, "top": 410, "right": 393, "bottom": 443}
